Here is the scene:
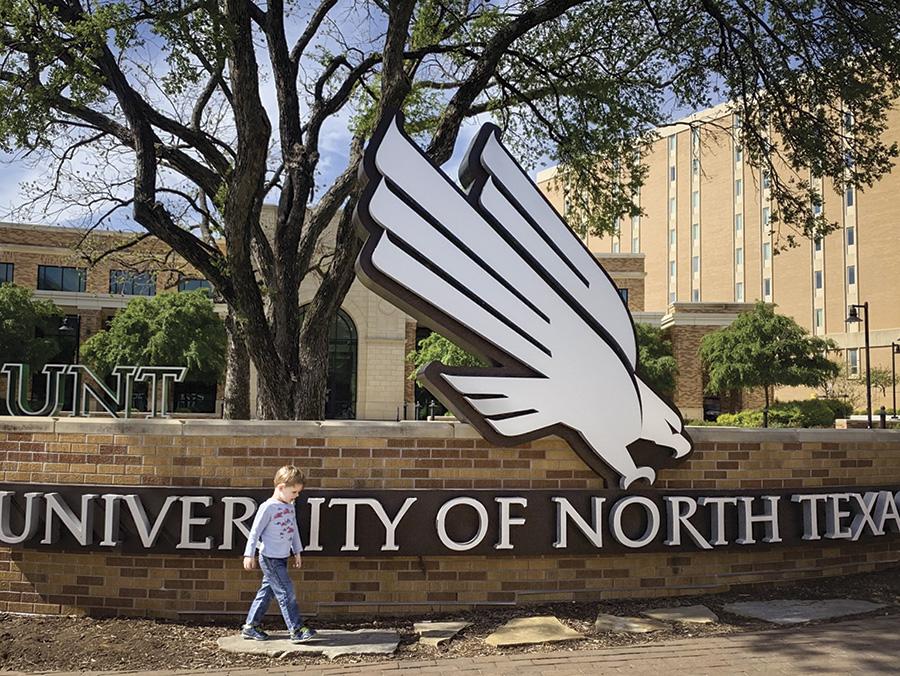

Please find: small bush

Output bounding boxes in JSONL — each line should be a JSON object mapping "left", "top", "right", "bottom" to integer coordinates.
{"left": 716, "top": 399, "right": 837, "bottom": 428}
{"left": 818, "top": 398, "right": 853, "bottom": 420}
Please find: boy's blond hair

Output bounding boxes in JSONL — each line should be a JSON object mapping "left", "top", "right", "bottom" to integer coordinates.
{"left": 273, "top": 465, "right": 306, "bottom": 487}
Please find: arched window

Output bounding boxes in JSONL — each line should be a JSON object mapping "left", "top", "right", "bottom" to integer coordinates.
{"left": 300, "top": 306, "right": 357, "bottom": 419}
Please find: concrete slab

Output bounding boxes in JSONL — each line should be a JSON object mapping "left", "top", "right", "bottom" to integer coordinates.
{"left": 722, "top": 599, "right": 886, "bottom": 625}
{"left": 594, "top": 613, "right": 668, "bottom": 634}
{"left": 643, "top": 605, "right": 719, "bottom": 624}
{"left": 414, "top": 621, "right": 471, "bottom": 647}
{"left": 484, "top": 616, "right": 583, "bottom": 647}
{"left": 217, "top": 629, "right": 400, "bottom": 660}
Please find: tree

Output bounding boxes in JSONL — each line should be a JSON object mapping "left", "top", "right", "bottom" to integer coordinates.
{"left": 81, "top": 290, "right": 226, "bottom": 383}
{"left": 635, "top": 323, "right": 677, "bottom": 398}
{"left": 0, "top": 283, "right": 63, "bottom": 369}
{"left": 1, "top": 1, "right": 898, "bottom": 419}
{"left": 408, "top": 332, "right": 485, "bottom": 376}
{"left": 869, "top": 366, "right": 893, "bottom": 402}
{"left": 699, "top": 302, "right": 839, "bottom": 426}
{"left": 819, "top": 363, "right": 862, "bottom": 409}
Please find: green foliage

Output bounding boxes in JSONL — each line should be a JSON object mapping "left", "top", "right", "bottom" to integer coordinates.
{"left": 407, "top": 332, "right": 486, "bottom": 377}
{"left": 716, "top": 399, "right": 837, "bottom": 428}
{"left": 0, "top": 283, "right": 63, "bottom": 368}
{"left": 819, "top": 397, "right": 854, "bottom": 420}
{"left": 700, "top": 302, "right": 839, "bottom": 401}
{"left": 869, "top": 367, "right": 893, "bottom": 399}
{"left": 818, "top": 363, "right": 862, "bottom": 408}
{"left": 80, "top": 291, "right": 225, "bottom": 382}
{"left": 634, "top": 323, "right": 677, "bottom": 398}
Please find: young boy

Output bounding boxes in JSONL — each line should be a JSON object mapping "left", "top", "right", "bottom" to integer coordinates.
{"left": 241, "top": 465, "right": 316, "bottom": 643}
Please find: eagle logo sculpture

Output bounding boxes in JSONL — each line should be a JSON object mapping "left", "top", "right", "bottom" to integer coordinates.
{"left": 354, "top": 114, "right": 693, "bottom": 489}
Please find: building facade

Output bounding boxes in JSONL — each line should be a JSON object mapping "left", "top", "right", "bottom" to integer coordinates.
{"left": 1, "top": 219, "right": 655, "bottom": 420}
{"left": 538, "top": 102, "right": 900, "bottom": 413}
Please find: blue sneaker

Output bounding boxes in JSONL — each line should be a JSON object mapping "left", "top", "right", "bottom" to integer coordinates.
{"left": 290, "top": 626, "right": 317, "bottom": 643}
{"left": 241, "top": 624, "right": 269, "bottom": 641}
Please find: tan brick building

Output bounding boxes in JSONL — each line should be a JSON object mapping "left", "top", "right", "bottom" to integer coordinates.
{"left": 539, "top": 102, "right": 900, "bottom": 416}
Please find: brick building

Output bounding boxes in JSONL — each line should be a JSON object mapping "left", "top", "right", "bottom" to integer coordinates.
{"left": 1, "top": 217, "right": 659, "bottom": 420}
{"left": 539, "top": 101, "right": 900, "bottom": 416}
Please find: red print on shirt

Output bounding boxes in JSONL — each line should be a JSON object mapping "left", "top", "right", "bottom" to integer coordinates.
{"left": 273, "top": 507, "right": 295, "bottom": 540}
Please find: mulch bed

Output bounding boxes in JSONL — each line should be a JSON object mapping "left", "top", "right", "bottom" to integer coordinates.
{"left": 2, "top": 567, "right": 898, "bottom": 673}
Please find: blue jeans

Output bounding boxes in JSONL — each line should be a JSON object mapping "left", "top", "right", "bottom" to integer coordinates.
{"left": 244, "top": 555, "right": 304, "bottom": 632}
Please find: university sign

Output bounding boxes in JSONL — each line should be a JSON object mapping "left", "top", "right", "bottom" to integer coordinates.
{"left": 0, "top": 364, "right": 187, "bottom": 418}
{"left": 1, "top": 117, "right": 897, "bottom": 568}
{"left": 0, "top": 485, "right": 898, "bottom": 556}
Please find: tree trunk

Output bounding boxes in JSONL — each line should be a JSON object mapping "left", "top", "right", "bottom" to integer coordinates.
{"left": 763, "top": 385, "right": 770, "bottom": 428}
{"left": 223, "top": 311, "right": 251, "bottom": 419}
{"left": 296, "top": 318, "right": 331, "bottom": 420}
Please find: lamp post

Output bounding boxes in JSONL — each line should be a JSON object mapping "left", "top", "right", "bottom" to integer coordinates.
{"left": 59, "top": 315, "right": 81, "bottom": 365}
{"left": 892, "top": 340, "right": 900, "bottom": 419}
{"left": 846, "top": 303, "right": 871, "bottom": 429}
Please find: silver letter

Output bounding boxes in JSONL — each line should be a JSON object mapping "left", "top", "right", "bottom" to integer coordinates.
{"left": 435, "top": 498, "right": 489, "bottom": 551}
{"left": 609, "top": 496, "right": 660, "bottom": 548}
{"left": 552, "top": 497, "right": 605, "bottom": 549}
{"left": 664, "top": 496, "right": 712, "bottom": 549}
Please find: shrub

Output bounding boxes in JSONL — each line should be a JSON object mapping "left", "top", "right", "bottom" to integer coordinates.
{"left": 716, "top": 399, "right": 837, "bottom": 428}
{"left": 818, "top": 398, "right": 853, "bottom": 420}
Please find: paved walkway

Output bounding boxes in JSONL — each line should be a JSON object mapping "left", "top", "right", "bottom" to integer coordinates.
{"left": 17, "top": 614, "right": 900, "bottom": 676}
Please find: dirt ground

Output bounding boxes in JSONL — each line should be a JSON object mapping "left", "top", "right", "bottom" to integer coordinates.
{"left": 2, "top": 568, "right": 899, "bottom": 673}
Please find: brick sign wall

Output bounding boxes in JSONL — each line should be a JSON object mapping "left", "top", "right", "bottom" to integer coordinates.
{"left": 1, "top": 418, "right": 898, "bottom": 618}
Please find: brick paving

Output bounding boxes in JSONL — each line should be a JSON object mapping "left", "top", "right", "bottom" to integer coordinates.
{"left": 16, "top": 614, "right": 899, "bottom": 676}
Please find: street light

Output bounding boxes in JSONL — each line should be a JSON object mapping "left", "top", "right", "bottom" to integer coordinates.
{"left": 59, "top": 315, "right": 81, "bottom": 365}
{"left": 846, "top": 303, "right": 871, "bottom": 429}
{"left": 891, "top": 340, "right": 900, "bottom": 419}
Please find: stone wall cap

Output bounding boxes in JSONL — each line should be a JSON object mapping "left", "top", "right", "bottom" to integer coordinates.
{"left": 687, "top": 426, "right": 900, "bottom": 442}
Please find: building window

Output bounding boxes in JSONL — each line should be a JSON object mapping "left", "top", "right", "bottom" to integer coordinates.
{"left": 814, "top": 237, "right": 823, "bottom": 252}
{"left": 692, "top": 288, "right": 700, "bottom": 302}
{"left": 843, "top": 111, "right": 854, "bottom": 131}
{"left": 847, "top": 265, "right": 856, "bottom": 286}
{"left": 735, "top": 248, "right": 744, "bottom": 266}
{"left": 612, "top": 239, "right": 620, "bottom": 253}
{"left": 668, "top": 136, "right": 676, "bottom": 152}
{"left": 691, "top": 128, "right": 700, "bottom": 148}
{"left": 37, "top": 265, "right": 86, "bottom": 292}
{"left": 692, "top": 191, "right": 699, "bottom": 210}
{"left": 735, "top": 213, "right": 743, "bottom": 231}
{"left": 0, "top": 262, "right": 12, "bottom": 284}
{"left": 762, "top": 171, "right": 771, "bottom": 190}
{"left": 813, "top": 199, "right": 823, "bottom": 216}
{"left": 632, "top": 236, "right": 640, "bottom": 253}
{"left": 692, "top": 223, "right": 700, "bottom": 242}
{"left": 815, "top": 270, "right": 823, "bottom": 290}
{"left": 847, "top": 348, "right": 859, "bottom": 377}
{"left": 110, "top": 270, "right": 156, "bottom": 296}
{"left": 669, "top": 197, "right": 676, "bottom": 217}
{"left": 846, "top": 226, "right": 855, "bottom": 246}
{"left": 815, "top": 308, "right": 824, "bottom": 330}
{"left": 763, "top": 277, "right": 771, "bottom": 297}
{"left": 763, "top": 242, "right": 771, "bottom": 262}
{"left": 734, "top": 146, "right": 743, "bottom": 163}
{"left": 669, "top": 290, "right": 676, "bottom": 304}
{"left": 617, "top": 288, "right": 629, "bottom": 305}
{"left": 846, "top": 186, "right": 854, "bottom": 207}
{"left": 735, "top": 179, "right": 742, "bottom": 197}
{"left": 762, "top": 206, "right": 770, "bottom": 226}
{"left": 669, "top": 165, "right": 676, "bottom": 181}
{"left": 735, "top": 282, "right": 744, "bottom": 302}
{"left": 692, "top": 158, "right": 700, "bottom": 175}
{"left": 178, "top": 277, "right": 214, "bottom": 294}
{"left": 669, "top": 228, "right": 676, "bottom": 246}
{"left": 692, "top": 255, "right": 700, "bottom": 274}
{"left": 669, "top": 260, "right": 676, "bottom": 277}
